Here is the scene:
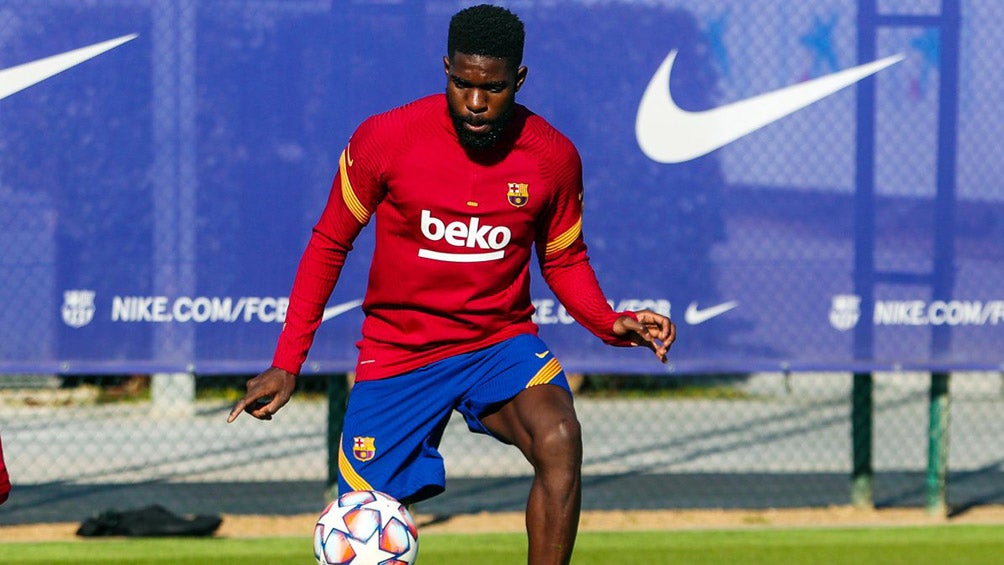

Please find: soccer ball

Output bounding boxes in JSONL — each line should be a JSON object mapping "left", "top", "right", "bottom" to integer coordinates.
{"left": 313, "top": 490, "right": 419, "bottom": 565}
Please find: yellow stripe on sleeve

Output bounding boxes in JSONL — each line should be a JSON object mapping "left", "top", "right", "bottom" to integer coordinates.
{"left": 337, "top": 435, "right": 374, "bottom": 492}
{"left": 526, "top": 358, "right": 564, "bottom": 388}
{"left": 339, "top": 149, "right": 371, "bottom": 225}
{"left": 545, "top": 217, "right": 582, "bottom": 255}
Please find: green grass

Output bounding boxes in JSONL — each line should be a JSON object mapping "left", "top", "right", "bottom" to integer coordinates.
{"left": 2, "top": 525, "right": 1004, "bottom": 564}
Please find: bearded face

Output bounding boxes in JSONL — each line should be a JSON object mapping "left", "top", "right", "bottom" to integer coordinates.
{"left": 444, "top": 52, "right": 526, "bottom": 150}
{"left": 449, "top": 104, "right": 515, "bottom": 149}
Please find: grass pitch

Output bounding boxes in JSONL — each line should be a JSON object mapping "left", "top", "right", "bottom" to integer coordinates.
{"left": 2, "top": 525, "right": 1003, "bottom": 564}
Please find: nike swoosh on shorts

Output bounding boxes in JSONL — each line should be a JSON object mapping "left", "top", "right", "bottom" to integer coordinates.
{"left": 0, "top": 34, "right": 137, "bottom": 101}
{"left": 635, "top": 50, "right": 903, "bottom": 164}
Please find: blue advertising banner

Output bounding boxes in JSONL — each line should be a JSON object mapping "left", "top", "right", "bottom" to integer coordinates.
{"left": 1, "top": 0, "right": 1001, "bottom": 375}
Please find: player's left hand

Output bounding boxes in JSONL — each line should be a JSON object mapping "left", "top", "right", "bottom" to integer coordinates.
{"left": 613, "top": 309, "right": 676, "bottom": 363}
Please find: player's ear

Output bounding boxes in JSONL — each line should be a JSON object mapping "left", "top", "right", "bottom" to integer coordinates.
{"left": 443, "top": 55, "right": 452, "bottom": 76}
{"left": 515, "top": 65, "right": 527, "bottom": 92}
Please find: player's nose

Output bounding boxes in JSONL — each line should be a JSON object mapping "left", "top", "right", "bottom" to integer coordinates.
{"left": 466, "top": 89, "right": 488, "bottom": 113}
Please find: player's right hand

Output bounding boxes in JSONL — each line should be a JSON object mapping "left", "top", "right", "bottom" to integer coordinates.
{"left": 227, "top": 367, "right": 297, "bottom": 423}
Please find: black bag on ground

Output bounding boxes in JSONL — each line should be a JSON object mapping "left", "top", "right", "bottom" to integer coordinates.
{"left": 76, "top": 504, "right": 222, "bottom": 537}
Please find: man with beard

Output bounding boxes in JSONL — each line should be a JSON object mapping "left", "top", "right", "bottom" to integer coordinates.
{"left": 229, "top": 5, "right": 674, "bottom": 564}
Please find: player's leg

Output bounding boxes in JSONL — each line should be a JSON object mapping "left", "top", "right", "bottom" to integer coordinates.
{"left": 488, "top": 388, "right": 582, "bottom": 564}
{"left": 451, "top": 335, "right": 581, "bottom": 564}
{"left": 480, "top": 383, "right": 582, "bottom": 565}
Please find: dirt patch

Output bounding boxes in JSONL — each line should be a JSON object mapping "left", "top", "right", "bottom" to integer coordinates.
{"left": 4, "top": 505, "right": 1004, "bottom": 542}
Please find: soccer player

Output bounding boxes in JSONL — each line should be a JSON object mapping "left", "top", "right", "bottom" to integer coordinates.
{"left": 229, "top": 5, "right": 675, "bottom": 563}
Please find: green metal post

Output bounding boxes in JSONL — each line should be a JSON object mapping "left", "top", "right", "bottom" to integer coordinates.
{"left": 851, "top": 372, "right": 874, "bottom": 508}
{"left": 926, "top": 372, "right": 951, "bottom": 516}
{"left": 327, "top": 373, "right": 350, "bottom": 502}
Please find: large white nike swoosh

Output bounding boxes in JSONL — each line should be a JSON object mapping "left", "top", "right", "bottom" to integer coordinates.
{"left": 684, "top": 301, "right": 738, "bottom": 325}
{"left": 0, "top": 34, "right": 138, "bottom": 101}
{"left": 636, "top": 50, "right": 904, "bottom": 164}
{"left": 321, "top": 299, "right": 363, "bottom": 322}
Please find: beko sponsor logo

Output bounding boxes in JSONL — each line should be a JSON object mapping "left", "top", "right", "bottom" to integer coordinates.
{"left": 419, "top": 209, "right": 512, "bottom": 263}
{"left": 533, "top": 298, "right": 672, "bottom": 325}
{"left": 830, "top": 294, "right": 1004, "bottom": 329}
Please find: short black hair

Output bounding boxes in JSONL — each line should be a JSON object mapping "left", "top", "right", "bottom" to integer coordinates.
{"left": 447, "top": 4, "right": 524, "bottom": 67}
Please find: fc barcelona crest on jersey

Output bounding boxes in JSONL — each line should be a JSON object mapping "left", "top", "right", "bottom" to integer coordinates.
{"left": 507, "top": 182, "right": 529, "bottom": 207}
{"left": 352, "top": 436, "right": 376, "bottom": 462}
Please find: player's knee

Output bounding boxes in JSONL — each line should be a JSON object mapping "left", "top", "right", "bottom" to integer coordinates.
{"left": 532, "top": 416, "right": 582, "bottom": 467}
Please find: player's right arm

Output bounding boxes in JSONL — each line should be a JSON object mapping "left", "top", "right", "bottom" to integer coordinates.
{"left": 227, "top": 366, "right": 296, "bottom": 422}
{"left": 229, "top": 117, "right": 388, "bottom": 422}
{"left": 270, "top": 137, "right": 380, "bottom": 376}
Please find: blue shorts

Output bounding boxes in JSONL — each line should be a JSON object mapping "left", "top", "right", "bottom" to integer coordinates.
{"left": 337, "top": 334, "right": 570, "bottom": 504}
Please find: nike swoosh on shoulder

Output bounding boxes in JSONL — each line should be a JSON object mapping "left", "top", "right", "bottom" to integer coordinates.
{"left": 635, "top": 50, "right": 904, "bottom": 164}
{"left": 322, "top": 299, "right": 363, "bottom": 322}
{"left": 684, "top": 301, "right": 738, "bottom": 325}
{"left": 0, "top": 34, "right": 138, "bottom": 101}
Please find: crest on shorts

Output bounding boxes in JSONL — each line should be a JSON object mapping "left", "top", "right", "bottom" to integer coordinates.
{"left": 352, "top": 436, "right": 376, "bottom": 462}
{"left": 507, "top": 182, "right": 529, "bottom": 207}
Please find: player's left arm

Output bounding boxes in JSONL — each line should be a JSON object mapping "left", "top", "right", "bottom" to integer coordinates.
{"left": 536, "top": 140, "right": 675, "bottom": 362}
{"left": 612, "top": 309, "right": 675, "bottom": 363}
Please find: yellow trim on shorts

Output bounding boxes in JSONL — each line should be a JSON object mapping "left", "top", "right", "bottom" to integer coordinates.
{"left": 526, "top": 358, "right": 563, "bottom": 388}
{"left": 338, "top": 435, "right": 373, "bottom": 492}
{"left": 545, "top": 217, "right": 582, "bottom": 255}
{"left": 339, "top": 149, "right": 371, "bottom": 225}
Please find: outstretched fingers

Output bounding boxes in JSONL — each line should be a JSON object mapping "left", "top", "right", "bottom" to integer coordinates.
{"left": 635, "top": 310, "right": 676, "bottom": 363}
{"left": 226, "top": 367, "right": 296, "bottom": 423}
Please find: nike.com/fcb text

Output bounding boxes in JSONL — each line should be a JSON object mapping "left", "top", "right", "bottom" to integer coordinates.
{"left": 111, "top": 296, "right": 288, "bottom": 323}
{"left": 532, "top": 298, "right": 672, "bottom": 325}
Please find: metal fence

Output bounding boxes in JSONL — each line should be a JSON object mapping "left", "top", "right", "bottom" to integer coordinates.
{"left": 2, "top": 371, "right": 1002, "bottom": 526}
{"left": 2, "top": 0, "right": 1004, "bottom": 534}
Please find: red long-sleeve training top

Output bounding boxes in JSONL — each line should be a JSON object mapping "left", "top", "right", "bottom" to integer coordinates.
{"left": 272, "top": 94, "right": 633, "bottom": 381}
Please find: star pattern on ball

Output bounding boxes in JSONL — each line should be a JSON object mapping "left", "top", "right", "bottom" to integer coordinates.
{"left": 343, "top": 529, "right": 400, "bottom": 564}
{"left": 362, "top": 494, "right": 411, "bottom": 531}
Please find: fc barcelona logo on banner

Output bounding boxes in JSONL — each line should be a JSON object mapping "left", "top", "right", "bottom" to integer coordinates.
{"left": 507, "top": 182, "right": 529, "bottom": 207}
{"left": 829, "top": 294, "right": 861, "bottom": 331}
{"left": 352, "top": 436, "right": 376, "bottom": 462}
{"left": 62, "top": 289, "right": 96, "bottom": 328}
